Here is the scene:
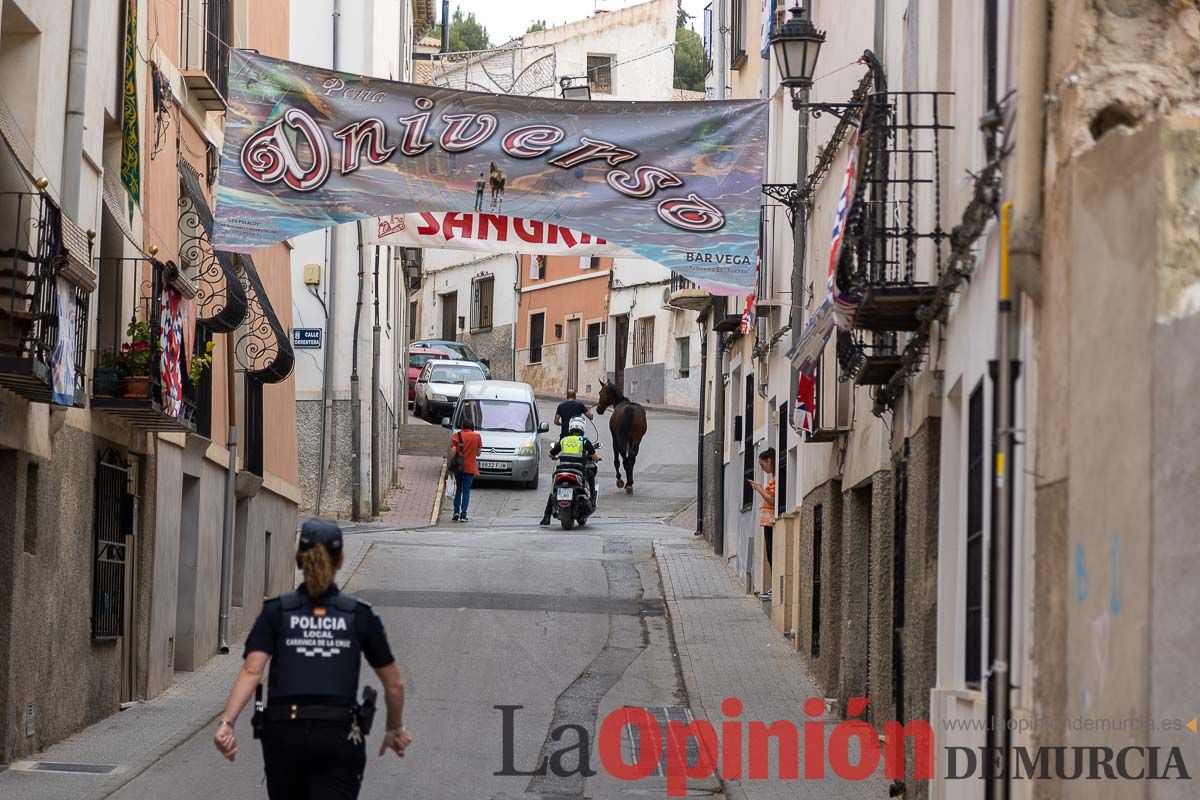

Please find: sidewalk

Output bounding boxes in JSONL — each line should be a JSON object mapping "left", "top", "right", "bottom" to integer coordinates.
{"left": 379, "top": 454, "right": 445, "bottom": 528}
{"left": 655, "top": 537, "right": 887, "bottom": 800}
{"left": 0, "top": 535, "right": 374, "bottom": 800}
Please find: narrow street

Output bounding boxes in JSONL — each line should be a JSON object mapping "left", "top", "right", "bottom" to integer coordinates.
{"left": 0, "top": 401, "right": 881, "bottom": 799}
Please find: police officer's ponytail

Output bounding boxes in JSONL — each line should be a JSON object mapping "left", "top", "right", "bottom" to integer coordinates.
{"left": 298, "top": 545, "right": 336, "bottom": 597}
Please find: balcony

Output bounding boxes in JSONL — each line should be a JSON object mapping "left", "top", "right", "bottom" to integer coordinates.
{"left": 179, "top": 0, "right": 229, "bottom": 110}
{"left": 839, "top": 90, "right": 952, "bottom": 335}
{"left": 90, "top": 257, "right": 197, "bottom": 432}
{"left": 0, "top": 191, "right": 90, "bottom": 406}
{"left": 837, "top": 329, "right": 903, "bottom": 387}
{"left": 667, "top": 272, "right": 712, "bottom": 312}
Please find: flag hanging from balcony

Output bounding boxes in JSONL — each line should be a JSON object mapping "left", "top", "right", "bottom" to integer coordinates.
{"left": 794, "top": 371, "right": 815, "bottom": 434}
{"left": 740, "top": 293, "right": 756, "bottom": 335}
{"left": 828, "top": 133, "right": 861, "bottom": 330}
{"left": 160, "top": 287, "right": 185, "bottom": 418}
{"left": 119, "top": 0, "right": 140, "bottom": 212}
{"left": 50, "top": 278, "right": 78, "bottom": 406}
{"left": 211, "top": 50, "right": 768, "bottom": 294}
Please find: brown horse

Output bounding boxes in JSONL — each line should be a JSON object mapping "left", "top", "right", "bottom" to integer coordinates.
{"left": 489, "top": 161, "right": 506, "bottom": 212}
{"left": 596, "top": 380, "right": 647, "bottom": 494}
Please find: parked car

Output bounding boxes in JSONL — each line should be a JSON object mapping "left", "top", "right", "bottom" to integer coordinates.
{"left": 406, "top": 346, "right": 448, "bottom": 402}
{"left": 443, "top": 381, "right": 548, "bottom": 489}
{"left": 413, "top": 359, "right": 487, "bottom": 422}
{"left": 411, "top": 338, "right": 491, "bottom": 377}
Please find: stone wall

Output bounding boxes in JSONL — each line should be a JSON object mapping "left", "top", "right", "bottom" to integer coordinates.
{"left": 0, "top": 428, "right": 126, "bottom": 761}
{"left": 463, "top": 323, "right": 514, "bottom": 380}
{"left": 295, "top": 399, "right": 354, "bottom": 518}
{"left": 795, "top": 479, "right": 844, "bottom": 697}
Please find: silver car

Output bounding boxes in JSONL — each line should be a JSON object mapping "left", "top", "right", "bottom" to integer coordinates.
{"left": 442, "top": 381, "right": 549, "bottom": 489}
{"left": 413, "top": 359, "right": 487, "bottom": 423}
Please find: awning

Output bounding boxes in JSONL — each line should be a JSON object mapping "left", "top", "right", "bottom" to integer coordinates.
{"left": 179, "top": 162, "right": 248, "bottom": 333}
{"left": 234, "top": 252, "right": 294, "bottom": 383}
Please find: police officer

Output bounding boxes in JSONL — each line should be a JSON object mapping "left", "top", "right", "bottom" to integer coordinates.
{"left": 213, "top": 519, "right": 413, "bottom": 798}
{"left": 540, "top": 415, "right": 599, "bottom": 526}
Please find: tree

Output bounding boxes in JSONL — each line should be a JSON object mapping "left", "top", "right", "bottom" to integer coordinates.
{"left": 676, "top": 0, "right": 693, "bottom": 29}
{"left": 428, "top": 7, "right": 492, "bottom": 52}
{"left": 673, "top": 25, "right": 706, "bottom": 92}
{"left": 526, "top": 20, "right": 547, "bottom": 33}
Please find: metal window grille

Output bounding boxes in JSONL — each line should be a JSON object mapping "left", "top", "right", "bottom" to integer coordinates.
{"left": 587, "top": 55, "right": 613, "bottom": 94}
{"left": 741, "top": 374, "right": 754, "bottom": 509}
{"left": 189, "top": 325, "right": 214, "bottom": 438}
{"left": 811, "top": 503, "right": 823, "bottom": 658}
{"left": 892, "top": 443, "right": 909, "bottom": 722}
{"left": 244, "top": 374, "right": 264, "bottom": 476}
{"left": 92, "top": 449, "right": 131, "bottom": 640}
{"left": 179, "top": 0, "right": 230, "bottom": 97}
{"left": 529, "top": 312, "right": 544, "bottom": 364}
{"left": 586, "top": 322, "right": 601, "bottom": 359}
{"left": 632, "top": 316, "right": 654, "bottom": 366}
{"left": 473, "top": 276, "right": 494, "bottom": 329}
{"left": 965, "top": 384, "right": 985, "bottom": 686}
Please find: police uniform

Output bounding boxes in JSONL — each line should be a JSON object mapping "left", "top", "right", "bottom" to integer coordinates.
{"left": 542, "top": 432, "right": 598, "bottom": 522}
{"left": 244, "top": 522, "right": 395, "bottom": 799}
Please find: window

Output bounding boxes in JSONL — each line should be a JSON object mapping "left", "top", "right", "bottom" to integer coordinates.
{"left": 965, "top": 384, "right": 985, "bottom": 686}
{"left": 408, "top": 299, "right": 418, "bottom": 340}
{"left": 632, "top": 316, "right": 655, "bottom": 366}
{"left": 192, "top": 325, "right": 213, "bottom": 438}
{"left": 454, "top": 399, "right": 535, "bottom": 433}
{"left": 472, "top": 275, "right": 494, "bottom": 330}
{"left": 92, "top": 449, "right": 131, "bottom": 639}
{"left": 589, "top": 256, "right": 601, "bottom": 269}
{"left": 179, "top": 0, "right": 230, "bottom": 96}
{"left": 777, "top": 405, "right": 788, "bottom": 517}
{"left": 729, "top": 0, "right": 747, "bottom": 68}
{"left": 676, "top": 336, "right": 690, "bottom": 378}
{"left": 244, "top": 375, "right": 264, "bottom": 476}
{"left": 984, "top": 0, "right": 1000, "bottom": 158}
{"left": 427, "top": 363, "right": 485, "bottom": 384}
{"left": 586, "top": 322, "right": 602, "bottom": 360}
{"left": 587, "top": 55, "right": 613, "bottom": 94}
{"left": 531, "top": 254, "right": 547, "bottom": 280}
{"left": 529, "top": 312, "right": 545, "bottom": 364}
{"left": 812, "top": 503, "right": 823, "bottom": 657}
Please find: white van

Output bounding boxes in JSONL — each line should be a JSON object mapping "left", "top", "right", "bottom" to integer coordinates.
{"left": 442, "top": 381, "right": 549, "bottom": 489}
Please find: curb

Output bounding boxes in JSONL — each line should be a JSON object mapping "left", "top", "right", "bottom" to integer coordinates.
{"left": 430, "top": 461, "right": 447, "bottom": 525}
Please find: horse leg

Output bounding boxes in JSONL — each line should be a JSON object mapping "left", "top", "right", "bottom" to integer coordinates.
{"left": 624, "top": 445, "right": 638, "bottom": 495}
{"left": 613, "top": 448, "right": 625, "bottom": 488}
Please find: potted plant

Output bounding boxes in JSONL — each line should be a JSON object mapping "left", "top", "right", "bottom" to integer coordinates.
{"left": 94, "top": 348, "right": 122, "bottom": 396}
{"left": 118, "top": 319, "right": 154, "bottom": 399}
{"left": 188, "top": 339, "right": 215, "bottom": 385}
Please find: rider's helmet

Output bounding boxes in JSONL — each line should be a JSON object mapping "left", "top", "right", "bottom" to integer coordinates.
{"left": 568, "top": 416, "right": 587, "bottom": 436}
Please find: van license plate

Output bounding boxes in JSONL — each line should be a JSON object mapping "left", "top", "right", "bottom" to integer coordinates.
{"left": 556, "top": 488, "right": 574, "bottom": 501}
{"left": 479, "top": 461, "right": 506, "bottom": 470}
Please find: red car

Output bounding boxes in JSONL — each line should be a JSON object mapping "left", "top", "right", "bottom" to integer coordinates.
{"left": 407, "top": 347, "right": 448, "bottom": 402}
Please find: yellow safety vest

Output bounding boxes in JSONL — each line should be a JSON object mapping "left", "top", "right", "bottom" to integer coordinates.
{"left": 559, "top": 435, "right": 585, "bottom": 457}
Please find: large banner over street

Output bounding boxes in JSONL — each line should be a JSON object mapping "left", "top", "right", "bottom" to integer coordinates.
{"left": 212, "top": 51, "right": 767, "bottom": 294}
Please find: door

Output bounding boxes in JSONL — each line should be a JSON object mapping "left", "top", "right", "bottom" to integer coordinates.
{"left": 613, "top": 315, "right": 629, "bottom": 391}
{"left": 566, "top": 318, "right": 581, "bottom": 392}
{"left": 440, "top": 292, "right": 457, "bottom": 341}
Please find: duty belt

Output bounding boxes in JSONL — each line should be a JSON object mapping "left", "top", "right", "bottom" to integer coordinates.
{"left": 263, "top": 704, "right": 355, "bottom": 724}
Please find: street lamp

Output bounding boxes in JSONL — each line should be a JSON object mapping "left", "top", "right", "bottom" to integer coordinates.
{"left": 559, "top": 76, "right": 591, "bottom": 101}
{"left": 770, "top": 4, "right": 864, "bottom": 122}
{"left": 770, "top": 3, "right": 825, "bottom": 91}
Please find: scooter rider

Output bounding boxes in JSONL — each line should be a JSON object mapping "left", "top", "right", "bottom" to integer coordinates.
{"left": 540, "top": 416, "right": 599, "bottom": 526}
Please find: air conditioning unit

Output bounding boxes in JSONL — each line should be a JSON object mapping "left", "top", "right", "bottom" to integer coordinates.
{"left": 808, "top": 338, "right": 850, "bottom": 443}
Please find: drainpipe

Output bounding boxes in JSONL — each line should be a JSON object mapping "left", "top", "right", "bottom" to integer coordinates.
{"left": 350, "top": 222, "right": 366, "bottom": 520}
{"left": 217, "top": 329, "right": 238, "bottom": 652}
{"left": 1009, "top": 0, "right": 1047, "bottom": 303}
{"left": 61, "top": 0, "right": 92, "bottom": 218}
{"left": 440, "top": 0, "right": 450, "bottom": 53}
{"left": 392, "top": 249, "right": 403, "bottom": 483}
{"left": 371, "top": 244, "right": 381, "bottom": 517}
{"left": 696, "top": 315, "right": 708, "bottom": 539}
{"left": 317, "top": 4, "right": 342, "bottom": 517}
{"left": 712, "top": 308, "right": 727, "bottom": 556}
{"left": 713, "top": 0, "right": 727, "bottom": 100}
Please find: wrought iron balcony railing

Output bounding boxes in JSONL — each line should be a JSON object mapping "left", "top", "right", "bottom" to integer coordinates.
{"left": 91, "top": 257, "right": 196, "bottom": 432}
{"left": 0, "top": 190, "right": 90, "bottom": 406}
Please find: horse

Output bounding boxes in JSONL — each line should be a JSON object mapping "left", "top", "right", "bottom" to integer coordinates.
{"left": 489, "top": 161, "right": 506, "bottom": 212}
{"left": 595, "top": 380, "right": 648, "bottom": 494}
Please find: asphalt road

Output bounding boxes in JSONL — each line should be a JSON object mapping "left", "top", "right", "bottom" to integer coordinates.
{"left": 108, "top": 401, "right": 705, "bottom": 800}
